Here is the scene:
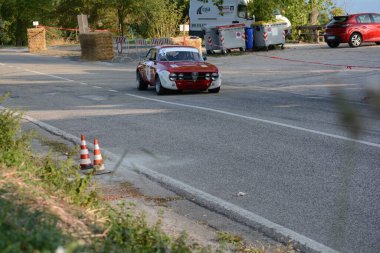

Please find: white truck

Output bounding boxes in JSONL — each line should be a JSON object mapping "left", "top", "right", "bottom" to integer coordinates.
{"left": 189, "top": 0, "right": 254, "bottom": 37}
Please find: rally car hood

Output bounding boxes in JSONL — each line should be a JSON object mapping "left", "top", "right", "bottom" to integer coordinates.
{"left": 159, "top": 61, "right": 218, "bottom": 72}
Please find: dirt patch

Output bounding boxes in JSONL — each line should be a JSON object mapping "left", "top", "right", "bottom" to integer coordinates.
{"left": 98, "top": 181, "right": 221, "bottom": 250}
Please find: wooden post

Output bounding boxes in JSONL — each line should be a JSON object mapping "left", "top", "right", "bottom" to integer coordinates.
{"left": 316, "top": 30, "right": 320, "bottom": 43}
{"left": 183, "top": 28, "right": 186, "bottom": 46}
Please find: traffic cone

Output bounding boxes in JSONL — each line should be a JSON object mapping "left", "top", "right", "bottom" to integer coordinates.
{"left": 93, "top": 138, "right": 105, "bottom": 171}
{"left": 80, "top": 134, "right": 93, "bottom": 170}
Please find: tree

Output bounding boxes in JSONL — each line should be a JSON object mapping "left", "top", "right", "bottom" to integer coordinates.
{"left": 132, "top": 0, "right": 183, "bottom": 38}
{"left": 55, "top": 0, "right": 84, "bottom": 29}
{"left": 307, "top": 0, "right": 333, "bottom": 25}
{"left": 249, "top": 0, "right": 278, "bottom": 21}
{"left": 0, "top": 0, "right": 56, "bottom": 46}
{"left": 176, "top": 0, "right": 190, "bottom": 23}
{"left": 55, "top": 0, "right": 109, "bottom": 30}
{"left": 107, "top": 0, "right": 135, "bottom": 37}
{"left": 330, "top": 7, "right": 346, "bottom": 17}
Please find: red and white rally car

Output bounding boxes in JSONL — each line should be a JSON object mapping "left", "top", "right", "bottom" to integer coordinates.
{"left": 136, "top": 45, "right": 222, "bottom": 95}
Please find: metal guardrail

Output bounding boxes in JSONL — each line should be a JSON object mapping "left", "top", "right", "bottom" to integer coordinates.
{"left": 112, "top": 37, "right": 174, "bottom": 62}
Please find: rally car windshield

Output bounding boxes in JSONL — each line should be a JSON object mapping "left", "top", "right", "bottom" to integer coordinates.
{"left": 158, "top": 50, "right": 203, "bottom": 62}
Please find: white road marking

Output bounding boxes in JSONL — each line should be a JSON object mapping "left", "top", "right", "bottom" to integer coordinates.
{"left": 6, "top": 63, "right": 380, "bottom": 149}
{"left": 79, "top": 82, "right": 88, "bottom": 85}
{"left": 108, "top": 89, "right": 118, "bottom": 93}
{"left": 0, "top": 108, "right": 339, "bottom": 253}
{"left": 126, "top": 93, "right": 380, "bottom": 149}
{"left": 25, "top": 69, "right": 75, "bottom": 82}
{"left": 92, "top": 86, "right": 102, "bottom": 89}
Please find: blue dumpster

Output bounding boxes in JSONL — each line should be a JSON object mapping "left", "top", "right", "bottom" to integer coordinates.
{"left": 245, "top": 27, "right": 254, "bottom": 50}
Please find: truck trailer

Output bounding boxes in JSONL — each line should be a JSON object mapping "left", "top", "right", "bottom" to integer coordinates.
{"left": 189, "top": 0, "right": 254, "bottom": 37}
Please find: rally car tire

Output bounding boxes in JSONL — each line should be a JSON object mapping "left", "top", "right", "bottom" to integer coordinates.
{"left": 155, "top": 76, "right": 166, "bottom": 95}
{"left": 136, "top": 72, "right": 148, "bottom": 90}
{"left": 208, "top": 87, "right": 220, "bottom": 93}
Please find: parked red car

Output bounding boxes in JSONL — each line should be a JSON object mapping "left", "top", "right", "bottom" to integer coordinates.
{"left": 324, "top": 13, "right": 380, "bottom": 48}
{"left": 136, "top": 45, "right": 221, "bottom": 95}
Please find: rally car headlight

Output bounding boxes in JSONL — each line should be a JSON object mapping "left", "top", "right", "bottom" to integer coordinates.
{"left": 211, "top": 73, "right": 219, "bottom": 80}
{"left": 178, "top": 73, "right": 184, "bottom": 80}
{"left": 169, "top": 73, "right": 177, "bottom": 81}
{"left": 205, "top": 73, "right": 211, "bottom": 80}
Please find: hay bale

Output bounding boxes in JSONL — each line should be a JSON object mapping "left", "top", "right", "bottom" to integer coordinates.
{"left": 27, "top": 28, "right": 46, "bottom": 53}
{"left": 79, "top": 32, "right": 114, "bottom": 61}
{"left": 170, "top": 36, "right": 203, "bottom": 55}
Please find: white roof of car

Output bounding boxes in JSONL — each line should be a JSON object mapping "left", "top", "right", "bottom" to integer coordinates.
{"left": 159, "top": 47, "right": 199, "bottom": 53}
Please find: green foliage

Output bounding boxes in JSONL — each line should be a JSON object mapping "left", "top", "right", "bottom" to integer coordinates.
{"left": 98, "top": 204, "right": 195, "bottom": 253}
{"left": 132, "top": 0, "right": 183, "bottom": 38}
{"left": 0, "top": 19, "right": 12, "bottom": 44}
{"left": 176, "top": 0, "right": 190, "bottom": 22}
{"left": 0, "top": 94, "right": 32, "bottom": 167}
{"left": 249, "top": 0, "right": 278, "bottom": 21}
{"left": 106, "top": 0, "right": 134, "bottom": 36}
{"left": 330, "top": 7, "right": 346, "bottom": 17}
{"left": 0, "top": 0, "right": 56, "bottom": 45}
{"left": 0, "top": 190, "right": 71, "bottom": 253}
{"left": 217, "top": 231, "right": 243, "bottom": 245}
{"left": 54, "top": 0, "right": 84, "bottom": 29}
{"left": 0, "top": 0, "right": 339, "bottom": 45}
{"left": 318, "top": 11, "right": 330, "bottom": 25}
{"left": 35, "top": 156, "right": 99, "bottom": 207}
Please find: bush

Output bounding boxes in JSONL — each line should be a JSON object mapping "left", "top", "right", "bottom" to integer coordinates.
{"left": 0, "top": 95, "right": 31, "bottom": 167}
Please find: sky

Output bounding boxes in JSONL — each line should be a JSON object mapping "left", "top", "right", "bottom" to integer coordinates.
{"left": 335, "top": 0, "right": 380, "bottom": 14}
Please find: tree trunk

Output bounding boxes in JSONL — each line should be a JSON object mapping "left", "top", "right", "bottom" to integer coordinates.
{"left": 309, "top": 9, "right": 319, "bottom": 25}
{"left": 309, "top": 0, "right": 319, "bottom": 25}
{"left": 118, "top": 9, "right": 125, "bottom": 37}
{"left": 15, "top": 18, "right": 25, "bottom": 46}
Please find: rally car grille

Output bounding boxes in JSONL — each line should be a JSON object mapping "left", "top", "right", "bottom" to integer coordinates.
{"left": 181, "top": 72, "right": 207, "bottom": 81}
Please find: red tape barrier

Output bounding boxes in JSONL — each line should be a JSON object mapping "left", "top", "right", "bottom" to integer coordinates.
{"left": 37, "top": 25, "right": 110, "bottom": 33}
{"left": 259, "top": 55, "right": 380, "bottom": 70}
{"left": 38, "top": 25, "right": 78, "bottom": 32}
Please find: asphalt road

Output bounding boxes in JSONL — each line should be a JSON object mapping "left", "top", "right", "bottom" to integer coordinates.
{"left": 0, "top": 43, "right": 379, "bottom": 253}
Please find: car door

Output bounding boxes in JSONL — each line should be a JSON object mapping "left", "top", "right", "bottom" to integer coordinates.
{"left": 356, "top": 14, "right": 375, "bottom": 41}
{"left": 145, "top": 48, "right": 157, "bottom": 84}
{"left": 370, "top": 14, "right": 380, "bottom": 41}
{"left": 143, "top": 49, "right": 157, "bottom": 84}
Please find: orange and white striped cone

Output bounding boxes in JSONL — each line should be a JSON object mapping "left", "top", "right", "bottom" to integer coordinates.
{"left": 80, "top": 134, "right": 93, "bottom": 170}
{"left": 93, "top": 138, "right": 105, "bottom": 171}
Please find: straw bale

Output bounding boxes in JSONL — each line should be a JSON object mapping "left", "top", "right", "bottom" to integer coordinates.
{"left": 79, "top": 32, "right": 114, "bottom": 61}
{"left": 170, "top": 36, "right": 203, "bottom": 55}
{"left": 27, "top": 28, "right": 46, "bottom": 53}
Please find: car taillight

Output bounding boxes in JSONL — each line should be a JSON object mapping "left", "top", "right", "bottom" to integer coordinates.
{"left": 169, "top": 73, "right": 177, "bottom": 81}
